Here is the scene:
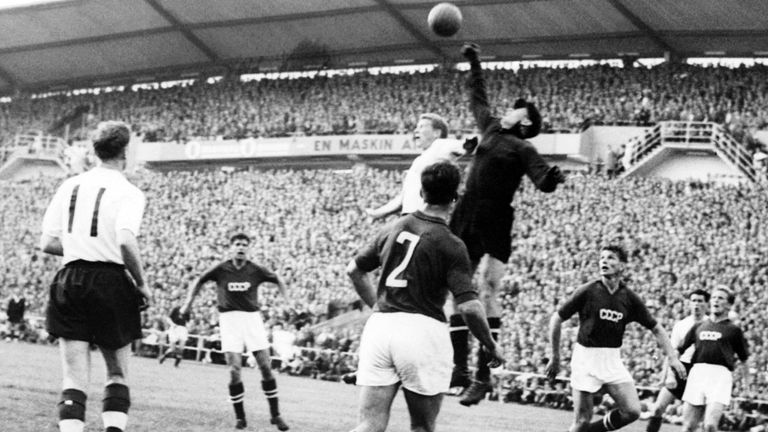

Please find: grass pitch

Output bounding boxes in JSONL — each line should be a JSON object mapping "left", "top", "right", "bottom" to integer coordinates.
{"left": 0, "top": 341, "right": 674, "bottom": 431}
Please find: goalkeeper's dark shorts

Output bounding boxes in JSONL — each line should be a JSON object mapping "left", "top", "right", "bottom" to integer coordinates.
{"left": 450, "top": 197, "right": 514, "bottom": 264}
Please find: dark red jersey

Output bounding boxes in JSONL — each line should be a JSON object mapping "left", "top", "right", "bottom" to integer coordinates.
{"left": 354, "top": 211, "right": 478, "bottom": 322}
{"left": 557, "top": 279, "right": 657, "bottom": 348}
{"left": 199, "top": 259, "right": 279, "bottom": 313}
{"left": 680, "top": 318, "right": 749, "bottom": 371}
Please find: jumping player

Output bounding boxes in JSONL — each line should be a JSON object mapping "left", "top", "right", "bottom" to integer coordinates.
{"left": 347, "top": 161, "right": 503, "bottom": 432}
{"left": 679, "top": 286, "right": 749, "bottom": 432}
{"left": 41, "top": 121, "right": 149, "bottom": 432}
{"left": 366, "top": 112, "right": 470, "bottom": 220}
{"left": 159, "top": 306, "right": 190, "bottom": 368}
{"left": 645, "top": 289, "right": 710, "bottom": 432}
{"left": 546, "top": 245, "right": 686, "bottom": 432}
{"left": 180, "top": 233, "right": 290, "bottom": 431}
{"left": 450, "top": 42, "right": 566, "bottom": 404}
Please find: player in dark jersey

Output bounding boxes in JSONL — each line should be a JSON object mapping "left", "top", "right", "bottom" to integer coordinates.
{"left": 679, "top": 286, "right": 749, "bottom": 432}
{"left": 448, "top": 42, "right": 567, "bottom": 405}
{"left": 645, "top": 289, "right": 710, "bottom": 432}
{"left": 346, "top": 161, "right": 503, "bottom": 432}
{"left": 180, "top": 233, "right": 290, "bottom": 431}
{"left": 546, "top": 246, "right": 686, "bottom": 432}
{"left": 159, "top": 306, "right": 190, "bottom": 367}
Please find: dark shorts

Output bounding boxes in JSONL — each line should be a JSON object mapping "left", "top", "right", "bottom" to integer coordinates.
{"left": 668, "top": 362, "right": 693, "bottom": 400}
{"left": 46, "top": 260, "right": 142, "bottom": 350}
{"left": 450, "top": 197, "right": 514, "bottom": 264}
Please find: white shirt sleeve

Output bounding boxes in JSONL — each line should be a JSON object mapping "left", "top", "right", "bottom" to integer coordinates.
{"left": 41, "top": 182, "right": 68, "bottom": 238}
{"left": 115, "top": 188, "right": 146, "bottom": 236}
{"left": 670, "top": 320, "right": 684, "bottom": 348}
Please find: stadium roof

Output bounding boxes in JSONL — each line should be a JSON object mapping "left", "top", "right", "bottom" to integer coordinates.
{"left": 1, "top": 0, "right": 767, "bottom": 94}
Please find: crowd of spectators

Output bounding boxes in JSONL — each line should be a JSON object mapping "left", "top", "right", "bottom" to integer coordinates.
{"left": 1, "top": 61, "right": 768, "bottom": 152}
{"left": 1, "top": 167, "right": 767, "bottom": 426}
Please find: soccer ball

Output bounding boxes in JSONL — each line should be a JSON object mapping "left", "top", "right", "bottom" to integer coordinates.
{"left": 428, "top": 3, "right": 462, "bottom": 37}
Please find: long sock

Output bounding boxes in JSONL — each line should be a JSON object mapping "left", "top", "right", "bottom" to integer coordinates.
{"left": 262, "top": 378, "right": 280, "bottom": 418}
{"left": 58, "top": 388, "right": 87, "bottom": 432}
{"left": 587, "top": 409, "right": 631, "bottom": 432}
{"left": 475, "top": 317, "right": 501, "bottom": 382}
{"left": 646, "top": 416, "right": 663, "bottom": 432}
{"left": 102, "top": 383, "right": 130, "bottom": 432}
{"left": 229, "top": 382, "right": 246, "bottom": 421}
{"left": 449, "top": 314, "right": 469, "bottom": 373}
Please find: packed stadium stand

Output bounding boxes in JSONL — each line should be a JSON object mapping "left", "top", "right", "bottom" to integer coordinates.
{"left": 3, "top": 1, "right": 768, "bottom": 430}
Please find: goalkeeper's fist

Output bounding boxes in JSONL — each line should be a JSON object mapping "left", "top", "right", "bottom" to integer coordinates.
{"left": 461, "top": 43, "right": 480, "bottom": 60}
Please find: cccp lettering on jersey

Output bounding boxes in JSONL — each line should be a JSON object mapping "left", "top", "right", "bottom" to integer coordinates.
{"left": 699, "top": 331, "right": 722, "bottom": 341}
{"left": 227, "top": 282, "right": 251, "bottom": 292}
{"left": 599, "top": 308, "right": 624, "bottom": 322}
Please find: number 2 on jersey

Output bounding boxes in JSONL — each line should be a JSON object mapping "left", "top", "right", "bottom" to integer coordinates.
{"left": 384, "top": 231, "right": 421, "bottom": 288}
{"left": 67, "top": 186, "right": 106, "bottom": 237}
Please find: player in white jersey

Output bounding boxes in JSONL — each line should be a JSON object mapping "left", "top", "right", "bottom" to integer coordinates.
{"left": 645, "top": 289, "right": 710, "bottom": 432}
{"left": 41, "top": 121, "right": 149, "bottom": 432}
{"left": 366, "top": 113, "right": 472, "bottom": 219}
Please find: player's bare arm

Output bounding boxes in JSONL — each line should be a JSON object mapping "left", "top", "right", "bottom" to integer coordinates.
{"left": 180, "top": 265, "right": 217, "bottom": 315}
{"left": 275, "top": 276, "right": 289, "bottom": 299}
{"left": 545, "top": 312, "right": 563, "bottom": 382}
{"left": 117, "top": 228, "right": 150, "bottom": 303}
{"left": 456, "top": 299, "right": 503, "bottom": 367}
{"left": 39, "top": 234, "right": 63, "bottom": 256}
{"left": 346, "top": 259, "right": 377, "bottom": 308}
{"left": 651, "top": 323, "right": 687, "bottom": 380}
{"left": 366, "top": 191, "right": 403, "bottom": 220}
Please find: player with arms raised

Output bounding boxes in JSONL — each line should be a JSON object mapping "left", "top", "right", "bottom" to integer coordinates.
{"left": 546, "top": 246, "right": 686, "bottom": 432}
{"left": 180, "top": 233, "right": 290, "bottom": 431}
{"left": 449, "top": 42, "right": 566, "bottom": 404}
{"left": 347, "top": 161, "right": 503, "bottom": 432}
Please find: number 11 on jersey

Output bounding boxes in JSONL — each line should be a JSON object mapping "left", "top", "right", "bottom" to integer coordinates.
{"left": 385, "top": 231, "right": 420, "bottom": 288}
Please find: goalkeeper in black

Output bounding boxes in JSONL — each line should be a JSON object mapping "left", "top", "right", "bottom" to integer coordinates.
{"left": 449, "top": 42, "right": 566, "bottom": 406}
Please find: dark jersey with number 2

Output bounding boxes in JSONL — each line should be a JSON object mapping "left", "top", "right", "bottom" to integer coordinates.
{"left": 200, "top": 260, "right": 279, "bottom": 313}
{"left": 557, "top": 279, "right": 657, "bottom": 348}
{"left": 354, "top": 211, "right": 478, "bottom": 323}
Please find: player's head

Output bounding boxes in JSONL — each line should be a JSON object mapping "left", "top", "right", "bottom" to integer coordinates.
{"left": 687, "top": 289, "right": 710, "bottom": 317}
{"left": 92, "top": 121, "right": 131, "bottom": 165}
{"left": 420, "top": 161, "right": 460, "bottom": 206}
{"left": 229, "top": 233, "right": 251, "bottom": 260}
{"left": 500, "top": 98, "right": 542, "bottom": 140}
{"left": 711, "top": 285, "right": 735, "bottom": 317}
{"left": 414, "top": 113, "right": 448, "bottom": 149}
{"left": 599, "top": 245, "right": 627, "bottom": 277}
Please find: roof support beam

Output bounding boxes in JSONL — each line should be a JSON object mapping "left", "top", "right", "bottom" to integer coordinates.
{"left": 606, "top": 0, "right": 676, "bottom": 54}
{"left": 0, "top": 27, "right": 175, "bottom": 56}
{"left": 373, "top": 0, "right": 447, "bottom": 59}
{"left": 142, "top": 0, "right": 220, "bottom": 62}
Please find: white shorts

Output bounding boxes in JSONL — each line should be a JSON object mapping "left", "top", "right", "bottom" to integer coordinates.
{"left": 570, "top": 343, "right": 634, "bottom": 393}
{"left": 682, "top": 363, "right": 733, "bottom": 406}
{"left": 219, "top": 311, "right": 269, "bottom": 353}
{"left": 357, "top": 312, "right": 452, "bottom": 396}
{"left": 168, "top": 325, "right": 189, "bottom": 344}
